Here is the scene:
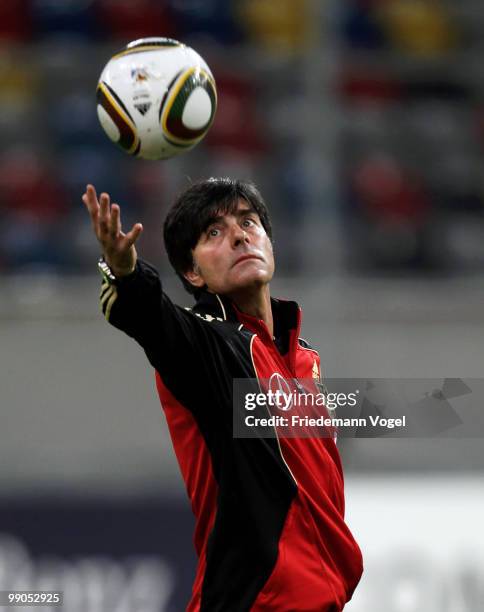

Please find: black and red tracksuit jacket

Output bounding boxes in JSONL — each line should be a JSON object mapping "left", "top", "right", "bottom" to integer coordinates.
{"left": 100, "top": 258, "right": 363, "bottom": 612}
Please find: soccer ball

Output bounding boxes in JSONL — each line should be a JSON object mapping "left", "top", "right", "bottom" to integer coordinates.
{"left": 96, "top": 37, "right": 217, "bottom": 160}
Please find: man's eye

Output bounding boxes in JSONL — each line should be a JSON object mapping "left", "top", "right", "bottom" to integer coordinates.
{"left": 242, "top": 218, "right": 254, "bottom": 228}
{"left": 208, "top": 228, "right": 220, "bottom": 237}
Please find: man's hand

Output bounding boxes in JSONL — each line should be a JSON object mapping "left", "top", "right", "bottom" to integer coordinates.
{"left": 82, "top": 184, "right": 143, "bottom": 277}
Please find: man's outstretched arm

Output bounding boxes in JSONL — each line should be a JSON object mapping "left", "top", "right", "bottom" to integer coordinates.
{"left": 81, "top": 184, "right": 206, "bottom": 378}
{"left": 82, "top": 183, "right": 165, "bottom": 347}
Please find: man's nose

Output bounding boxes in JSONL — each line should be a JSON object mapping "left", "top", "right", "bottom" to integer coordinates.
{"left": 232, "top": 224, "right": 249, "bottom": 247}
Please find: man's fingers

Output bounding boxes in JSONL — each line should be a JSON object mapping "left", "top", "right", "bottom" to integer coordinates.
{"left": 82, "top": 186, "right": 141, "bottom": 258}
{"left": 82, "top": 185, "right": 99, "bottom": 216}
{"left": 83, "top": 184, "right": 99, "bottom": 213}
{"left": 124, "top": 223, "right": 143, "bottom": 248}
{"left": 81, "top": 193, "right": 93, "bottom": 215}
{"left": 110, "top": 204, "right": 121, "bottom": 237}
{"left": 82, "top": 186, "right": 101, "bottom": 234}
{"left": 99, "top": 192, "right": 111, "bottom": 233}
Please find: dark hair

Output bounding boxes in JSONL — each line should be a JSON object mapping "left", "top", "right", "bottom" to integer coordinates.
{"left": 163, "top": 178, "right": 273, "bottom": 295}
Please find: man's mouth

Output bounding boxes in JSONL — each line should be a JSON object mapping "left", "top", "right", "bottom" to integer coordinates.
{"left": 232, "top": 254, "right": 262, "bottom": 267}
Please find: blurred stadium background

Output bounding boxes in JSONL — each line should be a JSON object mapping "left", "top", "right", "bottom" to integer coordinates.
{"left": 1, "top": 0, "right": 484, "bottom": 610}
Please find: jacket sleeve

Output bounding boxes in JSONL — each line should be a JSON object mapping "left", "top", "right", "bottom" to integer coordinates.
{"left": 99, "top": 257, "right": 209, "bottom": 378}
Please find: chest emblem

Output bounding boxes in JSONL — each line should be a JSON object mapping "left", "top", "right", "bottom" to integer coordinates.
{"left": 312, "top": 360, "right": 320, "bottom": 380}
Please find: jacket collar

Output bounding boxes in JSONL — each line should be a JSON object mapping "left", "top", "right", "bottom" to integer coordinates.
{"left": 192, "top": 289, "right": 302, "bottom": 338}
{"left": 192, "top": 291, "right": 238, "bottom": 322}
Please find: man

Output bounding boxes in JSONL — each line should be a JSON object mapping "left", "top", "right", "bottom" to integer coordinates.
{"left": 82, "top": 178, "right": 363, "bottom": 611}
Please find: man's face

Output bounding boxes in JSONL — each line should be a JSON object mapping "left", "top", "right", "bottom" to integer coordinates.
{"left": 185, "top": 199, "right": 275, "bottom": 295}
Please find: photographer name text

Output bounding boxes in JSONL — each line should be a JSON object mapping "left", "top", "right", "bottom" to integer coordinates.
{"left": 245, "top": 415, "right": 406, "bottom": 429}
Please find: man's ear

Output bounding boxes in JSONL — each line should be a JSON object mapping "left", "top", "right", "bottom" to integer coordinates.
{"left": 183, "top": 262, "right": 205, "bottom": 288}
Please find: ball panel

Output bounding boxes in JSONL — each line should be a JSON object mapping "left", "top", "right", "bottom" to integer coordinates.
{"left": 96, "top": 82, "right": 140, "bottom": 155}
{"left": 112, "top": 38, "right": 183, "bottom": 61}
{"left": 96, "top": 105, "right": 120, "bottom": 142}
{"left": 182, "top": 87, "right": 213, "bottom": 130}
{"left": 158, "top": 69, "right": 184, "bottom": 122}
{"left": 99, "top": 81, "right": 135, "bottom": 123}
{"left": 126, "top": 37, "right": 182, "bottom": 49}
{"left": 160, "top": 68, "right": 217, "bottom": 145}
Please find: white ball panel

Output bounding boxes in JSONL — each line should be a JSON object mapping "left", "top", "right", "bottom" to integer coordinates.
{"left": 97, "top": 105, "right": 120, "bottom": 142}
{"left": 182, "top": 87, "right": 212, "bottom": 130}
